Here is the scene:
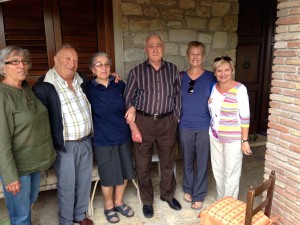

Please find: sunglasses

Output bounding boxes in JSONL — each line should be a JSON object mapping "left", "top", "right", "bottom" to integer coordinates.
{"left": 214, "top": 56, "right": 232, "bottom": 62}
{"left": 188, "top": 80, "right": 195, "bottom": 94}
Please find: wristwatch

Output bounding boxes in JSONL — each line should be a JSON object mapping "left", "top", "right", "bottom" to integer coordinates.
{"left": 241, "top": 139, "right": 248, "bottom": 143}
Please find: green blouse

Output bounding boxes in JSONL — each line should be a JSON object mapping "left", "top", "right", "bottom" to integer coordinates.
{"left": 0, "top": 81, "right": 56, "bottom": 185}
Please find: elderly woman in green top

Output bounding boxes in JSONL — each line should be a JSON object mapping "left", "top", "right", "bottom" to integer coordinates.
{"left": 0, "top": 46, "right": 56, "bottom": 225}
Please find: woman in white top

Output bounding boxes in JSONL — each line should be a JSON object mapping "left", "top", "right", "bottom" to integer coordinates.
{"left": 208, "top": 56, "right": 252, "bottom": 199}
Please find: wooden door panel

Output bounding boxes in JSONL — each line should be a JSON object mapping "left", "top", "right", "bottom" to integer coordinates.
{"left": 238, "top": 0, "right": 264, "bottom": 36}
{"left": 236, "top": 45, "right": 260, "bottom": 83}
{"left": 236, "top": 44, "right": 262, "bottom": 134}
{"left": 247, "top": 91, "right": 257, "bottom": 133}
{"left": 237, "top": 0, "right": 276, "bottom": 135}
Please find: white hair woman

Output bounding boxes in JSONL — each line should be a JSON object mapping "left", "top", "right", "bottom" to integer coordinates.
{"left": 86, "top": 52, "right": 135, "bottom": 224}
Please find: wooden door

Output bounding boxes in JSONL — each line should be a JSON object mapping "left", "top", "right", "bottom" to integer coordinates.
{"left": 0, "top": 0, "right": 114, "bottom": 84}
{"left": 236, "top": 0, "right": 276, "bottom": 134}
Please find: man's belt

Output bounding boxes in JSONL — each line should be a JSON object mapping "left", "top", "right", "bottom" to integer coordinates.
{"left": 66, "top": 135, "right": 90, "bottom": 142}
{"left": 136, "top": 110, "right": 173, "bottom": 120}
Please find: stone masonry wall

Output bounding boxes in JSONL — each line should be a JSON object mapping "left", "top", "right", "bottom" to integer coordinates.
{"left": 267, "top": 0, "right": 300, "bottom": 224}
{"left": 121, "top": 0, "right": 300, "bottom": 224}
{"left": 121, "top": 0, "right": 238, "bottom": 79}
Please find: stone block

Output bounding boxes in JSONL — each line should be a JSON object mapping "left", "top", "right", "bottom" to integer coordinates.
{"left": 169, "top": 29, "right": 197, "bottom": 42}
{"left": 122, "top": 3, "right": 143, "bottom": 16}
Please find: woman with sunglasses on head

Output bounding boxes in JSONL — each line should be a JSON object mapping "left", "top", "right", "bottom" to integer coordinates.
{"left": 179, "top": 41, "right": 216, "bottom": 210}
{"left": 208, "top": 56, "right": 252, "bottom": 200}
{"left": 0, "top": 46, "right": 56, "bottom": 225}
{"left": 86, "top": 52, "right": 137, "bottom": 224}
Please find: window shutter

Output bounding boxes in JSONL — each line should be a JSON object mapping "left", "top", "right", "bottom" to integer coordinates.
{"left": 58, "top": 0, "right": 98, "bottom": 75}
{"left": 1, "top": 0, "right": 48, "bottom": 84}
{"left": 0, "top": 0, "right": 115, "bottom": 83}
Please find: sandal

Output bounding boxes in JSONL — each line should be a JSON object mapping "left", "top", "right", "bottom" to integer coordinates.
{"left": 104, "top": 208, "right": 120, "bottom": 223}
{"left": 183, "top": 193, "right": 192, "bottom": 203}
{"left": 191, "top": 201, "right": 203, "bottom": 210}
{"left": 115, "top": 204, "right": 134, "bottom": 217}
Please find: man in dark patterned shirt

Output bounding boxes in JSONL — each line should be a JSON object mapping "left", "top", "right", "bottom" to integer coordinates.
{"left": 124, "top": 33, "right": 182, "bottom": 218}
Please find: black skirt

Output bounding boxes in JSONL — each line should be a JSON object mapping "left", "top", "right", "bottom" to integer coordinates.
{"left": 94, "top": 140, "right": 135, "bottom": 186}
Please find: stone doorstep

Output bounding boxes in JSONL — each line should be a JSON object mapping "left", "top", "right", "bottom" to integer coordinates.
{"left": 249, "top": 134, "right": 267, "bottom": 148}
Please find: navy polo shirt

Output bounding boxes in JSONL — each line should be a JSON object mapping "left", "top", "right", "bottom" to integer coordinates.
{"left": 86, "top": 76, "right": 131, "bottom": 147}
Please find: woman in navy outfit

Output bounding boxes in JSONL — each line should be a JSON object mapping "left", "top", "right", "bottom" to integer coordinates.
{"left": 86, "top": 52, "right": 135, "bottom": 224}
{"left": 179, "top": 41, "right": 216, "bottom": 210}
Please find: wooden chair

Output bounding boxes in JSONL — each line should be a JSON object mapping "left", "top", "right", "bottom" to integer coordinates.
{"left": 245, "top": 170, "right": 276, "bottom": 225}
{"left": 199, "top": 170, "right": 277, "bottom": 225}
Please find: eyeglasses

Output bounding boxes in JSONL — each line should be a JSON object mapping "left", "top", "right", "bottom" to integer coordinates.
{"left": 93, "top": 62, "right": 111, "bottom": 69}
{"left": 188, "top": 80, "right": 195, "bottom": 94}
{"left": 147, "top": 44, "right": 163, "bottom": 49}
{"left": 214, "top": 56, "right": 232, "bottom": 62}
{"left": 5, "top": 59, "right": 31, "bottom": 66}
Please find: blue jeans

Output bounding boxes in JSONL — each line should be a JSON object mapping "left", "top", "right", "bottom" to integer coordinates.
{"left": 0, "top": 172, "right": 41, "bottom": 225}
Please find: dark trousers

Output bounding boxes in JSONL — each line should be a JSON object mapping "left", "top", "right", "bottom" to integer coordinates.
{"left": 179, "top": 128, "right": 209, "bottom": 202}
{"left": 133, "top": 113, "right": 178, "bottom": 205}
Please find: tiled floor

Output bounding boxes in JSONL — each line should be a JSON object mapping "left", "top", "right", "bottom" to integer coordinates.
{"left": 0, "top": 144, "right": 266, "bottom": 225}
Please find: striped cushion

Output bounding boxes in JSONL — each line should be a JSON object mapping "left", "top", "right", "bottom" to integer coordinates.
{"left": 199, "top": 196, "right": 272, "bottom": 225}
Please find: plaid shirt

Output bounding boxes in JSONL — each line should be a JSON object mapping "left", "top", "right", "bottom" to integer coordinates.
{"left": 54, "top": 72, "right": 92, "bottom": 140}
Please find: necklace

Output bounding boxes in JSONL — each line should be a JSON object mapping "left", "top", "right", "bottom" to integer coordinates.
{"left": 1, "top": 82, "right": 38, "bottom": 112}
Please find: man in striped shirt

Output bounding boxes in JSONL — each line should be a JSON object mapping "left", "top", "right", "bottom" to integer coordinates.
{"left": 125, "top": 33, "right": 182, "bottom": 218}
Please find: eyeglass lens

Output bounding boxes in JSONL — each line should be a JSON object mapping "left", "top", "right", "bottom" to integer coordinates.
{"left": 188, "top": 80, "right": 195, "bottom": 94}
{"left": 94, "top": 62, "right": 110, "bottom": 68}
{"left": 5, "top": 59, "right": 31, "bottom": 65}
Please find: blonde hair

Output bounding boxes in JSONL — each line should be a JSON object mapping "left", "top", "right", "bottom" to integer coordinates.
{"left": 213, "top": 56, "right": 235, "bottom": 73}
{"left": 186, "top": 41, "right": 205, "bottom": 56}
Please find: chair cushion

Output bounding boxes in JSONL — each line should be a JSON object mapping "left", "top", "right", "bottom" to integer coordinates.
{"left": 199, "top": 196, "right": 272, "bottom": 225}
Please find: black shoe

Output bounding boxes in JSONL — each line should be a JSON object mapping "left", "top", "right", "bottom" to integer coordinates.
{"left": 142, "top": 204, "right": 154, "bottom": 218}
{"left": 160, "top": 197, "right": 182, "bottom": 210}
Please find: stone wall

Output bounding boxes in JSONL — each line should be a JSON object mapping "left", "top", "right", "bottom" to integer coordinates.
{"left": 121, "top": 0, "right": 238, "bottom": 78}
{"left": 267, "top": 0, "right": 300, "bottom": 224}
{"left": 120, "top": 0, "right": 300, "bottom": 224}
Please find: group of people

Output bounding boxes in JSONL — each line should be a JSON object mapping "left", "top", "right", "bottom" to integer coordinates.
{"left": 0, "top": 33, "right": 252, "bottom": 225}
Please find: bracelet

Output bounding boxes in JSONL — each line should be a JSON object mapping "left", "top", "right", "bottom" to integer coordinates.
{"left": 241, "top": 139, "right": 248, "bottom": 143}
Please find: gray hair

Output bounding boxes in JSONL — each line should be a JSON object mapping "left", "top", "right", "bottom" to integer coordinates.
{"left": 89, "top": 52, "right": 112, "bottom": 69}
{"left": 144, "top": 33, "right": 164, "bottom": 47}
{"left": 56, "top": 44, "right": 78, "bottom": 56}
{"left": 0, "top": 46, "right": 31, "bottom": 75}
